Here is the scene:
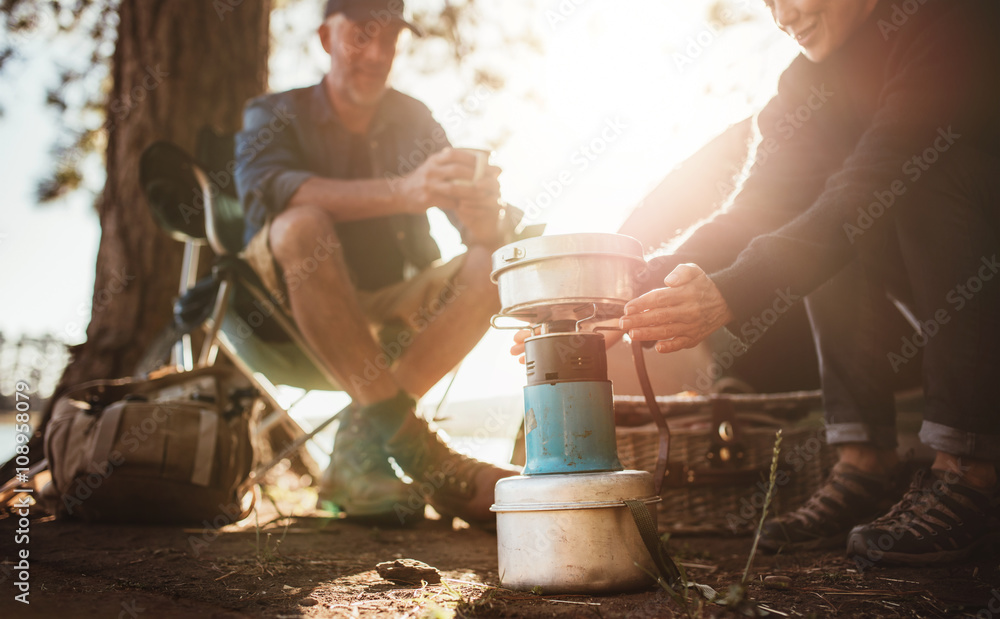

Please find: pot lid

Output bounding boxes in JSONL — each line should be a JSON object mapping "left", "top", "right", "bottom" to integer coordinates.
{"left": 491, "top": 233, "right": 644, "bottom": 281}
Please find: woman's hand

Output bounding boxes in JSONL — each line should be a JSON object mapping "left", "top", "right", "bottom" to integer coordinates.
{"left": 619, "top": 263, "right": 734, "bottom": 354}
{"left": 509, "top": 328, "right": 533, "bottom": 365}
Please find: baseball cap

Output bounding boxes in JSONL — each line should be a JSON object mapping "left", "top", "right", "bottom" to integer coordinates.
{"left": 324, "top": 0, "right": 422, "bottom": 36}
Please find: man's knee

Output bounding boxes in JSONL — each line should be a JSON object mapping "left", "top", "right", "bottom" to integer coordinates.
{"left": 269, "top": 205, "right": 340, "bottom": 267}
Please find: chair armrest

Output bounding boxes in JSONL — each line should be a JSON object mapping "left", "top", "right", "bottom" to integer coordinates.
{"left": 193, "top": 166, "right": 232, "bottom": 257}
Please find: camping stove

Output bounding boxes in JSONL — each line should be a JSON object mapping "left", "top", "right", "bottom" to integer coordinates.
{"left": 489, "top": 233, "right": 660, "bottom": 594}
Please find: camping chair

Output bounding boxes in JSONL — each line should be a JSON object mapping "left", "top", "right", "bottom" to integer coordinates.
{"left": 138, "top": 129, "right": 350, "bottom": 480}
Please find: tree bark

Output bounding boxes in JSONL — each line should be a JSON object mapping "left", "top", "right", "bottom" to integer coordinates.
{"left": 5, "top": 0, "right": 271, "bottom": 480}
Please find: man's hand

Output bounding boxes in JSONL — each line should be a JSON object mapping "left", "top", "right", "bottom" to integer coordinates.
{"left": 619, "top": 264, "right": 734, "bottom": 354}
{"left": 395, "top": 148, "right": 500, "bottom": 214}
{"left": 455, "top": 197, "right": 504, "bottom": 248}
{"left": 453, "top": 156, "right": 504, "bottom": 248}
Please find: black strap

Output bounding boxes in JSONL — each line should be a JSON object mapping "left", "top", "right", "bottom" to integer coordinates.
{"left": 624, "top": 499, "right": 681, "bottom": 587}
{"left": 631, "top": 339, "right": 671, "bottom": 495}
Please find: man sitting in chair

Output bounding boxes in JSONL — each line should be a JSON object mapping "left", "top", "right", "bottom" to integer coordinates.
{"left": 234, "top": 0, "right": 516, "bottom": 525}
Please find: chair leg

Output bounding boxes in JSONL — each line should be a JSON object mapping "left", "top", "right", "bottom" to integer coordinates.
{"left": 216, "top": 344, "right": 322, "bottom": 481}
{"left": 173, "top": 239, "right": 203, "bottom": 373}
{"left": 198, "top": 278, "right": 231, "bottom": 367}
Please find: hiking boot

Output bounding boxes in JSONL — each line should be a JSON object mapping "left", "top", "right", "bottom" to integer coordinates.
{"left": 846, "top": 468, "right": 997, "bottom": 567}
{"left": 317, "top": 407, "right": 423, "bottom": 524}
{"left": 383, "top": 412, "right": 519, "bottom": 527}
{"left": 759, "top": 462, "right": 899, "bottom": 553}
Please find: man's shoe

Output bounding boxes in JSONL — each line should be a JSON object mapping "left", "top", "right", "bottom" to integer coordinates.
{"left": 383, "top": 412, "right": 519, "bottom": 526}
{"left": 759, "top": 462, "right": 898, "bottom": 553}
{"left": 317, "top": 408, "right": 424, "bottom": 524}
{"left": 846, "top": 468, "right": 997, "bottom": 566}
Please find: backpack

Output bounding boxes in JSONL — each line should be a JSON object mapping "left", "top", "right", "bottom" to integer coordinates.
{"left": 41, "top": 366, "right": 257, "bottom": 525}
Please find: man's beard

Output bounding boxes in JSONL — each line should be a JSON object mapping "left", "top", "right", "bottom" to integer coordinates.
{"left": 347, "top": 81, "right": 387, "bottom": 108}
{"left": 344, "top": 68, "right": 390, "bottom": 108}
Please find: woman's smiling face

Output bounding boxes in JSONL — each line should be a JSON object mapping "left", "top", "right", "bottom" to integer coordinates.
{"left": 764, "top": 0, "right": 880, "bottom": 62}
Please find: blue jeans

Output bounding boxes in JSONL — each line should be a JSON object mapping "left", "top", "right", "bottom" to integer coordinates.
{"left": 806, "top": 145, "right": 1000, "bottom": 460}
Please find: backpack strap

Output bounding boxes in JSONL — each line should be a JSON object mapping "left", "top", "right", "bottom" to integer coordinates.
{"left": 191, "top": 408, "right": 219, "bottom": 487}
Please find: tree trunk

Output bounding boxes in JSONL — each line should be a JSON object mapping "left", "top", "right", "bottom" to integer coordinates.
{"left": 6, "top": 0, "right": 270, "bottom": 480}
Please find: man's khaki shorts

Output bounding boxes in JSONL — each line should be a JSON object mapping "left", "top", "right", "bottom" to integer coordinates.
{"left": 241, "top": 219, "right": 466, "bottom": 336}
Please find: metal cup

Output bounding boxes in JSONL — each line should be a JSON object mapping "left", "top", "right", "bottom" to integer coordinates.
{"left": 453, "top": 147, "right": 491, "bottom": 186}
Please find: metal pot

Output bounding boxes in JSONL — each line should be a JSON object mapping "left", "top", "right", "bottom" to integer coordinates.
{"left": 490, "top": 233, "right": 645, "bottom": 324}
{"left": 491, "top": 470, "right": 660, "bottom": 593}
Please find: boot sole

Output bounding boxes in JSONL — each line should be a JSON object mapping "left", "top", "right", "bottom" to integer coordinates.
{"left": 343, "top": 510, "right": 425, "bottom": 527}
{"left": 846, "top": 531, "right": 997, "bottom": 566}
{"left": 317, "top": 495, "right": 425, "bottom": 526}
{"left": 759, "top": 533, "right": 848, "bottom": 554}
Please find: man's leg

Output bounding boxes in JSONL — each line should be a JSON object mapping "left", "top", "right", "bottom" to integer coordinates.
{"left": 846, "top": 145, "right": 1000, "bottom": 566}
{"left": 392, "top": 245, "right": 500, "bottom": 397}
{"left": 268, "top": 206, "right": 515, "bottom": 524}
{"left": 356, "top": 245, "right": 514, "bottom": 523}
{"left": 265, "top": 205, "right": 418, "bottom": 518}
{"left": 269, "top": 205, "right": 400, "bottom": 406}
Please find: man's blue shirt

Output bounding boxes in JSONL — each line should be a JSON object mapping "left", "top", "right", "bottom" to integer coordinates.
{"left": 235, "top": 81, "right": 451, "bottom": 291}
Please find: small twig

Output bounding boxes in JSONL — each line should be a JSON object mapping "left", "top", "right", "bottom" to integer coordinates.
{"left": 876, "top": 576, "right": 921, "bottom": 585}
{"left": 742, "top": 429, "right": 783, "bottom": 585}
{"left": 809, "top": 591, "right": 838, "bottom": 612}
{"left": 808, "top": 588, "right": 927, "bottom": 596}
{"left": 439, "top": 577, "right": 490, "bottom": 587}
{"left": 545, "top": 599, "right": 601, "bottom": 606}
{"left": 214, "top": 570, "right": 238, "bottom": 581}
{"left": 679, "top": 561, "right": 718, "bottom": 572}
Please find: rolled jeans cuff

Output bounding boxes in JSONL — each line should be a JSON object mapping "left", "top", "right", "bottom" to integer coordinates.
{"left": 919, "top": 421, "right": 1000, "bottom": 461}
{"left": 824, "top": 422, "right": 898, "bottom": 450}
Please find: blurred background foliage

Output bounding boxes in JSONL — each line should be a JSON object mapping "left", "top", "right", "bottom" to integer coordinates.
{"left": 1, "top": 0, "right": 752, "bottom": 209}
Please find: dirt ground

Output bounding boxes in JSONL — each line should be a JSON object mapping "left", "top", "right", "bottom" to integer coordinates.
{"left": 1, "top": 481, "right": 999, "bottom": 619}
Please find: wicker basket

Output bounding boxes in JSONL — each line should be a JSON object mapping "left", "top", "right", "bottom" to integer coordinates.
{"left": 614, "top": 391, "right": 836, "bottom": 535}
